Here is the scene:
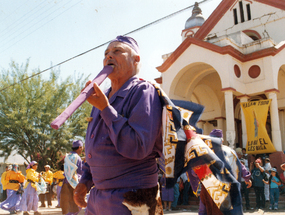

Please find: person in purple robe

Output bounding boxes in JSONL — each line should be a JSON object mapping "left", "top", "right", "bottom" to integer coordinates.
{"left": 73, "top": 35, "right": 162, "bottom": 215}
{"left": 198, "top": 129, "right": 252, "bottom": 215}
{"left": 60, "top": 140, "right": 83, "bottom": 215}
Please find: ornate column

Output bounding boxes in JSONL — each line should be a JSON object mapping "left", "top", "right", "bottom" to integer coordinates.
{"left": 238, "top": 95, "right": 250, "bottom": 148}
{"left": 215, "top": 117, "right": 225, "bottom": 139}
{"left": 279, "top": 109, "right": 285, "bottom": 151}
{"left": 222, "top": 88, "right": 236, "bottom": 149}
{"left": 265, "top": 89, "right": 282, "bottom": 151}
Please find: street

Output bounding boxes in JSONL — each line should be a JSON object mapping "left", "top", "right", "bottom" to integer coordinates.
{"left": 1, "top": 201, "right": 285, "bottom": 215}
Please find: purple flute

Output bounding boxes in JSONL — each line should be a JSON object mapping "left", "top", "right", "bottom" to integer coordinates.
{"left": 50, "top": 65, "right": 113, "bottom": 130}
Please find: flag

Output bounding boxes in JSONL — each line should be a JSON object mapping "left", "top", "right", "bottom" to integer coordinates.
{"left": 152, "top": 83, "right": 243, "bottom": 214}
{"left": 241, "top": 99, "right": 276, "bottom": 154}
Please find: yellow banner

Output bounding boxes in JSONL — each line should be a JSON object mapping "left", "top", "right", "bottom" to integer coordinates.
{"left": 241, "top": 99, "right": 276, "bottom": 154}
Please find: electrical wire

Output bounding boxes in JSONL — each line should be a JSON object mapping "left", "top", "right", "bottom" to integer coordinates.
{"left": 0, "top": 0, "right": 82, "bottom": 51}
{"left": 0, "top": 0, "right": 210, "bottom": 92}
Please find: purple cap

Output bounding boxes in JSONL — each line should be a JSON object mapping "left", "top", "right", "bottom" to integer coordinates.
{"left": 209, "top": 129, "right": 223, "bottom": 138}
{"left": 72, "top": 140, "right": 83, "bottom": 148}
{"left": 110, "top": 35, "right": 139, "bottom": 54}
{"left": 27, "top": 161, "right": 38, "bottom": 169}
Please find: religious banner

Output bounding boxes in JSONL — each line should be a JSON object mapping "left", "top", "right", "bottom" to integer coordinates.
{"left": 241, "top": 99, "right": 276, "bottom": 154}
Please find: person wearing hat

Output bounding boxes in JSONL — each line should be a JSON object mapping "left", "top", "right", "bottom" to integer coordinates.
{"left": 39, "top": 165, "right": 53, "bottom": 208}
{"left": 0, "top": 163, "right": 25, "bottom": 214}
{"left": 60, "top": 140, "right": 83, "bottom": 215}
{"left": 198, "top": 129, "right": 252, "bottom": 215}
{"left": 1, "top": 165, "right": 12, "bottom": 201}
{"left": 20, "top": 161, "right": 42, "bottom": 215}
{"left": 250, "top": 158, "right": 266, "bottom": 210}
{"left": 263, "top": 168, "right": 282, "bottom": 210}
{"left": 73, "top": 35, "right": 162, "bottom": 215}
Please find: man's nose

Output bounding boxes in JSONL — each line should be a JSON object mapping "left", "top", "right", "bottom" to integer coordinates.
{"left": 106, "top": 53, "right": 113, "bottom": 59}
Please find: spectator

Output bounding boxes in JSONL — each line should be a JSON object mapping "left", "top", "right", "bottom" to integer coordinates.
{"left": 171, "top": 177, "right": 181, "bottom": 210}
{"left": 39, "top": 165, "right": 53, "bottom": 208}
{"left": 20, "top": 161, "right": 42, "bottom": 215}
{"left": 179, "top": 172, "right": 190, "bottom": 206}
{"left": 263, "top": 168, "right": 281, "bottom": 210}
{"left": 240, "top": 159, "right": 252, "bottom": 210}
{"left": 250, "top": 158, "right": 266, "bottom": 210}
{"left": 0, "top": 164, "right": 25, "bottom": 214}
{"left": 0, "top": 165, "right": 12, "bottom": 201}
{"left": 263, "top": 158, "right": 271, "bottom": 202}
{"left": 160, "top": 174, "right": 174, "bottom": 211}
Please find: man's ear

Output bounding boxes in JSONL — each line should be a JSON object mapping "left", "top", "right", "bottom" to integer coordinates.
{"left": 134, "top": 55, "right": 140, "bottom": 64}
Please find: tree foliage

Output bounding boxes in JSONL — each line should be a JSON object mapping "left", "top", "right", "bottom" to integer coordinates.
{"left": 0, "top": 60, "right": 92, "bottom": 171}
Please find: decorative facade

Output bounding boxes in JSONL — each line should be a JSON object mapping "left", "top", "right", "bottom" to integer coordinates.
{"left": 156, "top": 0, "right": 285, "bottom": 166}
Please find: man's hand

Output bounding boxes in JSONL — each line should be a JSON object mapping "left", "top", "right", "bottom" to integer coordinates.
{"left": 83, "top": 81, "right": 109, "bottom": 111}
{"left": 73, "top": 183, "right": 88, "bottom": 208}
{"left": 245, "top": 180, "right": 252, "bottom": 188}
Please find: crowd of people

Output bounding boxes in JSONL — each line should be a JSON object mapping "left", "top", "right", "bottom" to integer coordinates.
{"left": 158, "top": 135, "right": 285, "bottom": 213}
{"left": 0, "top": 139, "right": 83, "bottom": 215}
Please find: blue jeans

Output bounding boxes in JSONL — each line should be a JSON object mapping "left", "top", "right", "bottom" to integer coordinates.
{"left": 270, "top": 188, "right": 279, "bottom": 206}
{"left": 171, "top": 183, "right": 180, "bottom": 208}
{"left": 183, "top": 181, "right": 190, "bottom": 205}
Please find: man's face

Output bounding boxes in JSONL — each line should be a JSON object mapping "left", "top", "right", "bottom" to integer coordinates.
{"left": 103, "top": 42, "right": 138, "bottom": 82}
{"left": 45, "top": 167, "right": 49, "bottom": 172}
{"left": 77, "top": 146, "right": 83, "bottom": 155}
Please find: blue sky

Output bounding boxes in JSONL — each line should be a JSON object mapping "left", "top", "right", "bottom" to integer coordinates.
{"left": 0, "top": 0, "right": 222, "bottom": 86}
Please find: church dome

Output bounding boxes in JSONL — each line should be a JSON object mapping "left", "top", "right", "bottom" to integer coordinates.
{"left": 185, "top": 2, "right": 205, "bottom": 29}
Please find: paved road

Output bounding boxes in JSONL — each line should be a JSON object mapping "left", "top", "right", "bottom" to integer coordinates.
{"left": 1, "top": 201, "right": 285, "bottom": 214}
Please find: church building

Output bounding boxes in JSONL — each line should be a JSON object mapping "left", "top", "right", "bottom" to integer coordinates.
{"left": 156, "top": 0, "right": 285, "bottom": 166}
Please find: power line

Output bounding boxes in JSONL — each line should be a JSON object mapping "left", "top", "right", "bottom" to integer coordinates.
{"left": 0, "top": 0, "right": 83, "bottom": 54}
{"left": 0, "top": 0, "right": 209, "bottom": 92}
{"left": 0, "top": 0, "right": 82, "bottom": 52}
{"left": 0, "top": 0, "right": 31, "bottom": 26}
{"left": 0, "top": 0, "right": 47, "bottom": 37}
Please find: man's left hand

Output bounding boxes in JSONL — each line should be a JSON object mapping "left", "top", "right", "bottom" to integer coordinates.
{"left": 73, "top": 183, "right": 88, "bottom": 208}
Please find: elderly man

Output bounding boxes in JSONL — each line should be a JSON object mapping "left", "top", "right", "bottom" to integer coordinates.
{"left": 74, "top": 35, "right": 162, "bottom": 215}
{"left": 39, "top": 165, "right": 53, "bottom": 208}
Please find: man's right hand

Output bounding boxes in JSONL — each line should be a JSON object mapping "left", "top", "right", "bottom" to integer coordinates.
{"left": 73, "top": 183, "right": 88, "bottom": 208}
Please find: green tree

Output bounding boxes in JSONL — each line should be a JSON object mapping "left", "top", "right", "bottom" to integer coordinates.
{"left": 0, "top": 60, "right": 92, "bottom": 171}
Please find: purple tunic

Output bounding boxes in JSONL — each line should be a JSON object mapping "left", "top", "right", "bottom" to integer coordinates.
{"left": 80, "top": 76, "right": 162, "bottom": 214}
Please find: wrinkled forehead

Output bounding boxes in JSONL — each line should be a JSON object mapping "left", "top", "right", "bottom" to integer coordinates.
{"left": 105, "top": 41, "right": 132, "bottom": 53}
